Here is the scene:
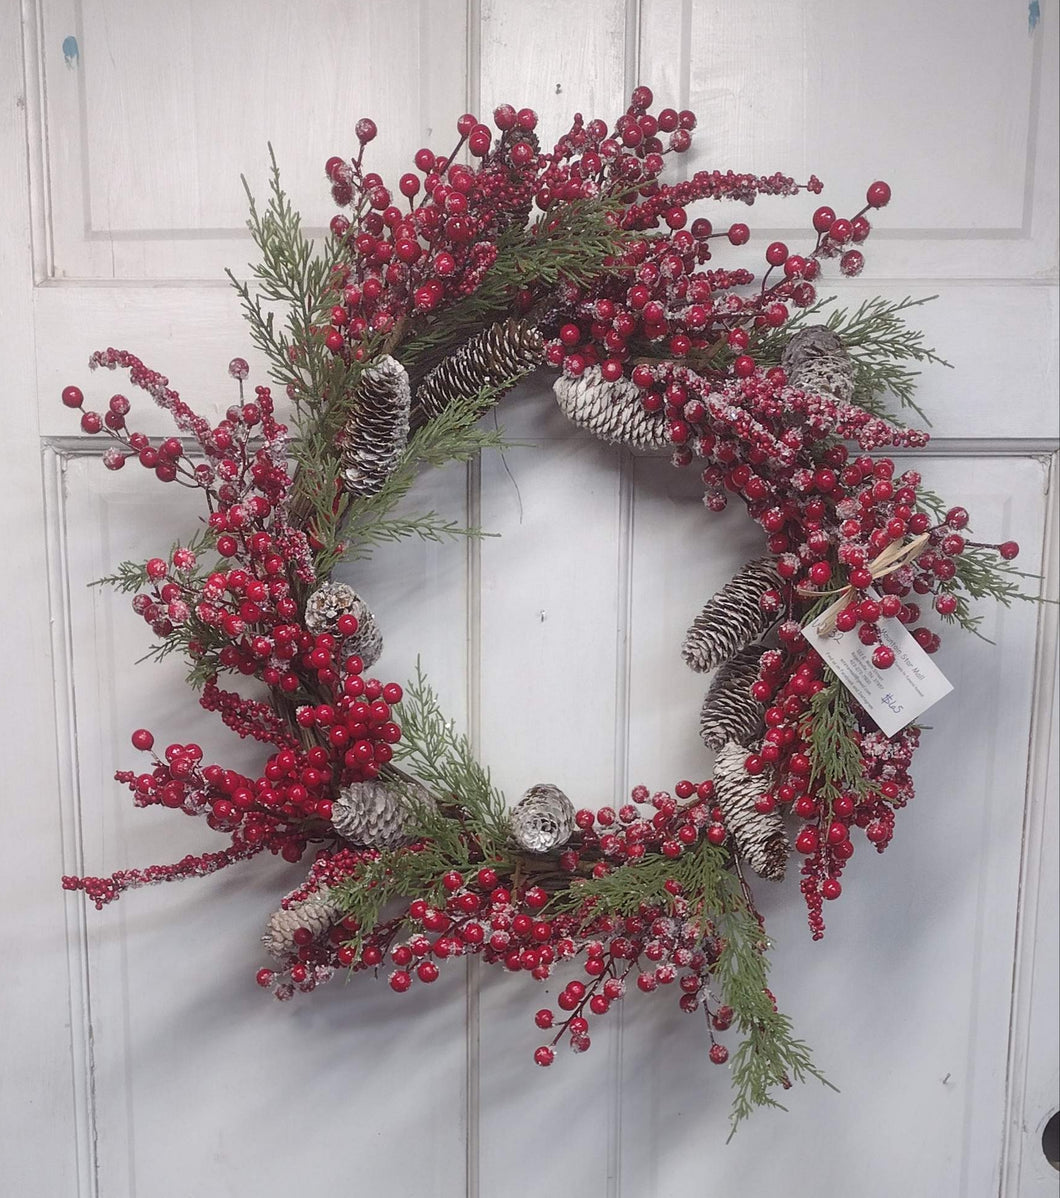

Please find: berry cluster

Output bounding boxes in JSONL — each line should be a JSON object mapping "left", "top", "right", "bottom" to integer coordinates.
{"left": 61, "top": 356, "right": 407, "bottom": 907}
{"left": 254, "top": 783, "right": 749, "bottom": 1069}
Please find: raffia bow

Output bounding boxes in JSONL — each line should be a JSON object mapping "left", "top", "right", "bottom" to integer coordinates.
{"left": 798, "top": 532, "right": 930, "bottom": 636}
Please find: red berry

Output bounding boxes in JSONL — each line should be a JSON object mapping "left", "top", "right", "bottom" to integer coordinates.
{"left": 709, "top": 1044, "right": 729, "bottom": 1064}
{"left": 765, "top": 241, "right": 788, "bottom": 266}
{"left": 534, "top": 1046, "right": 554, "bottom": 1067}
{"left": 61, "top": 385, "right": 84, "bottom": 408}
{"left": 727, "top": 223, "right": 750, "bottom": 246}
{"left": 822, "top": 877, "right": 843, "bottom": 900}
{"left": 866, "top": 180, "right": 892, "bottom": 208}
{"left": 131, "top": 729, "right": 154, "bottom": 751}
{"left": 840, "top": 250, "right": 864, "bottom": 277}
{"left": 999, "top": 541, "right": 1019, "bottom": 560}
{"left": 389, "top": 970, "right": 412, "bottom": 992}
{"left": 872, "top": 645, "right": 895, "bottom": 669}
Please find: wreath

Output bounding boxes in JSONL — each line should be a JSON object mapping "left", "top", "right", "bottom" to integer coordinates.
{"left": 58, "top": 88, "right": 1028, "bottom": 1130}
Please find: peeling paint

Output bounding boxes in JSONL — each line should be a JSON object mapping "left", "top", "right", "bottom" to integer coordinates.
{"left": 62, "top": 35, "right": 79, "bottom": 67}
{"left": 1028, "top": 1, "right": 1040, "bottom": 32}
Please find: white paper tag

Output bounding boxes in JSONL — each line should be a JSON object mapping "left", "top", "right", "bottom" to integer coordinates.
{"left": 800, "top": 589, "right": 953, "bottom": 737}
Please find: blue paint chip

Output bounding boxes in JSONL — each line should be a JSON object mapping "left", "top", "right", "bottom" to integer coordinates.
{"left": 62, "top": 35, "right": 79, "bottom": 67}
{"left": 1028, "top": 1, "right": 1040, "bottom": 32}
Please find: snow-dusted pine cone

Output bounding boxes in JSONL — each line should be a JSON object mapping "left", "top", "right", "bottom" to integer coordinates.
{"left": 780, "top": 325, "right": 846, "bottom": 372}
{"left": 262, "top": 891, "right": 342, "bottom": 960}
{"left": 339, "top": 355, "right": 411, "bottom": 497}
{"left": 303, "top": 583, "right": 383, "bottom": 669}
{"left": 682, "top": 559, "right": 783, "bottom": 673}
{"left": 700, "top": 645, "right": 768, "bottom": 752}
{"left": 781, "top": 325, "right": 856, "bottom": 402}
{"left": 712, "top": 740, "right": 790, "bottom": 881}
{"left": 553, "top": 367, "right": 670, "bottom": 449}
{"left": 415, "top": 319, "right": 543, "bottom": 422}
{"left": 509, "top": 784, "right": 576, "bottom": 853}
{"left": 331, "top": 779, "right": 431, "bottom": 849}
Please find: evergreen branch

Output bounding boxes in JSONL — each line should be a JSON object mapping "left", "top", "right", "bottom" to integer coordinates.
{"left": 390, "top": 661, "right": 511, "bottom": 848}
{"left": 340, "top": 513, "right": 496, "bottom": 561}
{"left": 398, "top": 200, "right": 628, "bottom": 375}
{"left": 91, "top": 559, "right": 154, "bottom": 594}
{"left": 801, "top": 680, "right": 870, "bottom": 802}
{"left": 754, "top": 296, "right": 947, "bottom": 425}
{"left": 329, "top": 378, "right": 519, "bottom": 569}
{"left": 553, "top": 838, "right": 828, "bottom": 1129}
{"left": 825, "top": 296, "right": 948, "bottom": 425}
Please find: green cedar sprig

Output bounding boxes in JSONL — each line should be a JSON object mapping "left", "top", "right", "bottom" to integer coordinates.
{"left": 554, "top": 838, "right": 831, "bottom": 1131}
{"left": 754, "top": 295, "right": 949, "bottom": 424}
{"left": 324, "top": 378, "right": 519, "bottom": 571}
{"left": 389, "top": 661, "right": 511, "bottom": 849}
{"left": 801, "top": 679, "right": 870, "bottom": 803}
{"left": 397, "top": 198, "right": 629, "bottom": 380}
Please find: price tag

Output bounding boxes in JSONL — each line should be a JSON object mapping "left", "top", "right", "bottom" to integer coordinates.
{"left": 800, "top": 590, "right": 953, "bottom": 737}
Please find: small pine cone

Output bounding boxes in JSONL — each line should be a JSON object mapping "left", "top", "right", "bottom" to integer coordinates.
{"left": 780, "top": 325, "right": 846, "bottom": 373}
{"left": 788, "top": 353, "right": 856, "bottom": 403}
{"left": 553, "top": 367, "right": 670, "bottom": 449}
{"left": 682, "top": 559, "right": 783, "bottom": 674}
{"left": 331, "top": 779, "right": 431, "bottom": 849}
{"left": 339, "top": 355, "right": 411, "bottom": 497}
{"left": 263, "top": 891, "right": 342, "bottom": 960}
{"left": 415, "top": 319, "right": 544, "bottom": 422}
{"left": 700, "top": 646, "right": 768, "bottom": 752}
{"left": 781, "top": 325, "right": 855, "bottom": 402}
{"left": 303, "top": 583, "right": 383, "bottom": 668}
{"left": 713, "top": 740, "right": 790, "bottom": 881}
{"left": 509, "top": 784, "right": 576, "bottom": 853}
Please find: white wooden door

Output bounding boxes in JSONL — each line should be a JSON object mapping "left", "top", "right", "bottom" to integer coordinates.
{"left": 2, "top": 2, "right": 1057, "bottom": 1195}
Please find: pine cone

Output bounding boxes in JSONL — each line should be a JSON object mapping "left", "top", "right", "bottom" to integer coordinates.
{"left": 700, "top": 646, "right": 768, "bottom": 752}
{"left": 713, "top": 740, "right": 790, "bottom": 881}
{"left": 780, "top": 325, "right": 846, "bottom": 372}
{"left": 303, "top": 582, "right": 383, "bottom": 669}
{"left": 781, "top": 325, "right": 855, "bottom": 402}
{"left": 263, "top": 891, "right": 342, "bottom": 960}
{"left": 331, "top": 779, "right": 432, "bottom": 849}
{"left": 554, "top": 367, "right": 670, "bottom": 449}
{"left": 339, "top": 355, "right": 411, "bottom": 497}
{"left": 415, "top": 319, "right": 543, "bottom": 423}
{"left": 509, "top": 784, "right": 576, "bottom": 853}
{"left": 682, "top": 559, "right": 782, "bottom": 673}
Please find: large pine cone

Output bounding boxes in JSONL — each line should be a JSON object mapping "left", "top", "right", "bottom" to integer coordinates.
{"left": 712, "top": 740, "right": 790, "bottom": 881}
{"left": 700, "top": 646, "right": 768, "bottom": 752}
{"left": 339, "top": 355, "right": 411, "bottom": 497}
{"left": 415, "top": 319, "right": 544, "bottom": 423}
{"left": 682, "top": 559, "right": 782, "bottom": 674}
{"left": 554, "top": 367, "right": 669, "bottom": 449}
